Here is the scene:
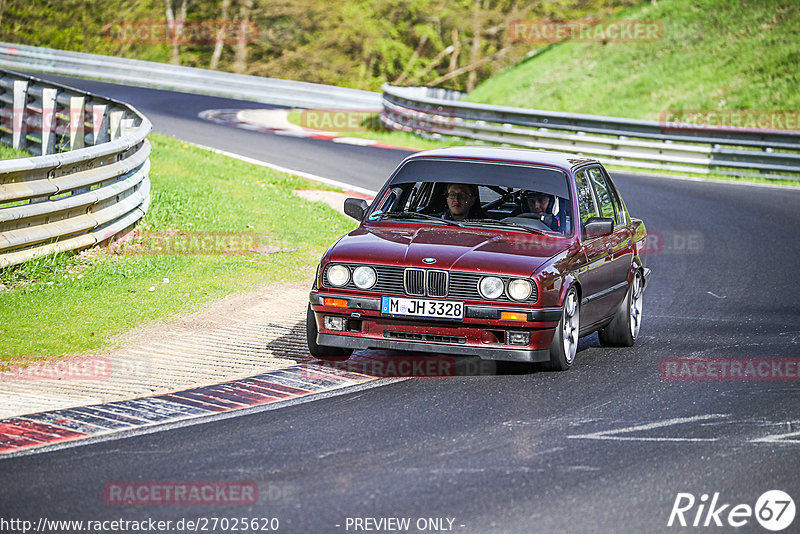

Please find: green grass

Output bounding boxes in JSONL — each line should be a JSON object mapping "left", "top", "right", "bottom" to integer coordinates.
{"left": 0, "top": 134, "right": 356, "bottom": 368}
{"left": 279, "top": 0, "right": 800, "bottom": 187}
{"left": 0, "top": 144, "right": 33, "bottom": 160}
{"left": 466, "top": 0, "right": 800, "bottom": 119}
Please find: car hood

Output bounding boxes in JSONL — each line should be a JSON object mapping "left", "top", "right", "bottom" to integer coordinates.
{"left": 327, "top": 224, "right": 570, "bottom": 278}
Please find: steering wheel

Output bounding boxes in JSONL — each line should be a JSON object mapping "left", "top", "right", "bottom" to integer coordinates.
{"left": 517, "top": 212, "right": 555, "bottom": 228}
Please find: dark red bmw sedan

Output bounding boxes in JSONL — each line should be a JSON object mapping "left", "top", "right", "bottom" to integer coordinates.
{"left": 307, "top": 147, "right": 651, "bottom": 370}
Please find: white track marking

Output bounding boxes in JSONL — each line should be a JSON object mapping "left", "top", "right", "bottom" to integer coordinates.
{"left": 567, "top": 414, "right": 729, "bottom": 442}
{"left": 332, "top": 137, "right": 378, "bottom": 146}
{"left": 187, "top": 142, "right": 378, "bottom": 197}
{"left": 750, "top": 428, "right": 800, "bottom": 444}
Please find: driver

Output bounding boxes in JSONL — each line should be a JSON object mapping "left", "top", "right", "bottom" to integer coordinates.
{"left": 523, "top": 191, "right": 560, "bottom": 231}
{"left": 441, "top": 183, "right": 479, "bottom": 221}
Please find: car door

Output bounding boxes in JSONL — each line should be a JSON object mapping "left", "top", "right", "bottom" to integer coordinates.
{"left": 573, "top": 168, "right": 616, "bottom": 329}
{"left": 584, "top": 166, "right": 633, "bottom": 321}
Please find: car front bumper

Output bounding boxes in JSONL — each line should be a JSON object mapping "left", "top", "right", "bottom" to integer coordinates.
{"left": 309, "top": 291, "right": 561, "bottom": 363}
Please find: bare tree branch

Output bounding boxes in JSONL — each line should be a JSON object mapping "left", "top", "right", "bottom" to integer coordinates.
{"left": 394, "top": 34, "right": 428, "bottom": 85}
{"left": 210, "top": 0, "right": 231, "bottom": 70}
{"left": 233, "top": 0, "right": 255, "bottom": 74}
{"left": 429, "top": 46, "right": 512, "bottom": 86}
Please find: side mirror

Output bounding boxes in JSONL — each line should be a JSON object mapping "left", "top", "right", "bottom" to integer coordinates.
{"left": 583, "top": 217, "right": 614, "bottom": 238}
{"left": 344, "top": 198, "right": 369, "bottom": 221}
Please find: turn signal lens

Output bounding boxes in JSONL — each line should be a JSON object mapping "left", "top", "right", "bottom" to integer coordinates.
{"left": 323, "top": 297, "right": 348, "bottom": 308}
{"left": 501, "top": 311, "right": 527, "bottom": 321}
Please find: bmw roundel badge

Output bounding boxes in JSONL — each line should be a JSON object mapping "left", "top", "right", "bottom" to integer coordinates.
{"left": 422, "top": 257, "right": 437, "bottom": 264}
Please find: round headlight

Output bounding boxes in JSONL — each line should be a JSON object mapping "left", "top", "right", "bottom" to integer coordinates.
{"left": 352, "top": 266, "right": 377, "bottom": 289}
{"left": 327, "top": 264, "right": 350, "bottom": 287}
{"left": 508, "top": 279, "right": 533, "bottom": 301}
{"left": 479, "top": 276, "right": 504, "bottom": 300}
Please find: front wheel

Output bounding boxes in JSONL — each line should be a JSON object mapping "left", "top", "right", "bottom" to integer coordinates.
{"left": 545, "top": 286, "right": 580, "bottom": 371}
{"left": 306, "top": 304, "right": 353, "bottom": 360}
{"left": 598, "top": 270, "right": 643, "bottom": 347}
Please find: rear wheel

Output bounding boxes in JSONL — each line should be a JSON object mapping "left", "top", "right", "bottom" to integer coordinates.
{"left": 598, "top": 270, "right": 643, "bottom": 347}
{"left": 545, "top": 286, "right": 580, "bottom": 371}
{"left": 306, "top": 304, "right": 353, "bottom": 360}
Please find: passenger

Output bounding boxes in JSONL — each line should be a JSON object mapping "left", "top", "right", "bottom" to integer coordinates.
{"left": 441, "top": 183, "right": 481, "bottom": 221}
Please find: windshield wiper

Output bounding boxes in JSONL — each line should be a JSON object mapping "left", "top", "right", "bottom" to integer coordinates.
{"left": 461, "top": 218, "right": 544, "bottom": 234}
{"left": 377, "top": 211, "right": 463, "bottom": 227}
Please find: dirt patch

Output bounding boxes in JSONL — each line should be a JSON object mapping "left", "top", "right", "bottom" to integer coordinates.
{"left": 293, "top": 189, "right": 352, "bottom": 214}
{"left": 0, "top": 279, "right": 315, "bottom": 419}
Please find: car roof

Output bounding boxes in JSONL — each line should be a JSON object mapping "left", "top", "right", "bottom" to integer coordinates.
{"left": 404, "top": 146, "right": 599, "bottom": 172}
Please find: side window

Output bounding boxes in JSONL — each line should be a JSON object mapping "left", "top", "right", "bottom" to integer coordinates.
{"left": 477, "top": 185, "right": 501, "bottom": 205}
{"left": 575, "top": 170, "right": 597, "bottom": 225}
{"left": 405, "top": 182, "right": 428, "bottom": 211}
{"left": 602, "top": 169, "right": 627, "bottom": 225}
{"left": 587, "top": 167, "right": 617, "bottom": 223}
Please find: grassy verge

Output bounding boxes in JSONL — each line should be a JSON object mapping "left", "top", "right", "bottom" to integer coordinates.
{"left": 0, "top": 145, "right": 33, "bottom": 160}
{"left": 0, "top": 134, "right": 355, "bottom": 367}
{"left": 466, "top": 0, "right": 799, "bottom": 118}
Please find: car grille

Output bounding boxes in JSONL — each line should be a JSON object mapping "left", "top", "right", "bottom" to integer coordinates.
{"left": 323, "top": 264, "right": 537, "bottom": 303}
{"left": 426, "top": 270, "right": 448, "bottom": 298}
{"left": 404, "top": 268, "right": 425, "bottom": 296}
{"left": 384, "top": 331, "right": 466, "bottom": 344}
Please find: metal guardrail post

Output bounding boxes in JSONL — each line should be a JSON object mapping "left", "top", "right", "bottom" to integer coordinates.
{"left": 12, "top": 80, "right": 27, "bottom": 150}
{"left": 93, "top": 104, "right": 109, "bottom": 145}
{"left": 69, "top": 95, "right": 85, "bottom": 150}
{"left": 41, "top": 87, "right": 57, "bottom": 155}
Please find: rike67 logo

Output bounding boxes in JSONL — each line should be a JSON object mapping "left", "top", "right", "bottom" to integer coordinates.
{"left": 668, "top": 490, "right": 795, "bottom": 531}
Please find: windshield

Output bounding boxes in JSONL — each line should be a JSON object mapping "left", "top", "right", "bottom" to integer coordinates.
{"left": 367, "top": 159, "right": 574, "bottom": 236}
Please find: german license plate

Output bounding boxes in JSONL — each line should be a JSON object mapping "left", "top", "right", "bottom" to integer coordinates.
{"left": 381, "top": 296, "right": 464, "bottom": 319}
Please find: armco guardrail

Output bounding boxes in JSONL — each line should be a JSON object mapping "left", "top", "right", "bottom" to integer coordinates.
{"left": 0, "top": 42, "right": 381, "bottom": 110}
{"left": 0, "top": 68, "right": 151, "bottom": 268}
{"left": 381, "top": 85, "right": 800, "bottom": 179}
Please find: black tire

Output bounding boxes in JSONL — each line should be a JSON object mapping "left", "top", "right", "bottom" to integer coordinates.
{"left": 598, "top": 271, "right": 643, "bottom": 347}
{"left": 544, "top": 286, "right": 580, "bottom": 371}
{"left": 306, "top": 304, "right": 353, "bottom": 360}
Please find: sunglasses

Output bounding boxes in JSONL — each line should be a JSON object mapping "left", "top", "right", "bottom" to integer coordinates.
{"left": 445, "top": 192, "right": 473, "bottom": 201}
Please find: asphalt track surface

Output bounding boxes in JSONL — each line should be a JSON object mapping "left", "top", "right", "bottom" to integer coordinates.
{"left": 2, "top": 75, "right": 799, "bottom": 533}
